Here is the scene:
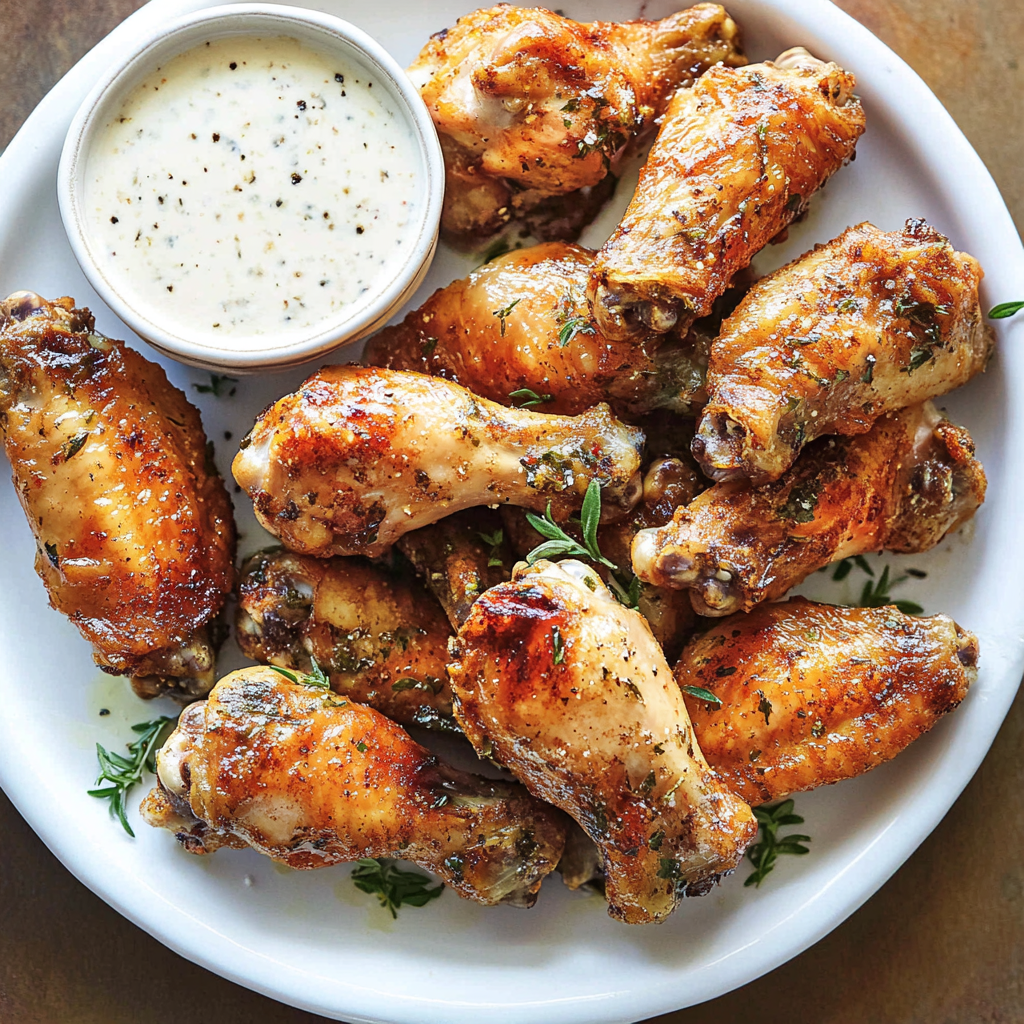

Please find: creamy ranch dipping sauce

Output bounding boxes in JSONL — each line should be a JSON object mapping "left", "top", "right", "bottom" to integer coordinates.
{"left": 85, "top": 35, "right": 421, "bottom": 343}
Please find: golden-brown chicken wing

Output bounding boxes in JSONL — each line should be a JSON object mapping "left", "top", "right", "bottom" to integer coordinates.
{"left": 448, "top": 559, "right": 756, "bottom": 924}
{"left": 141, "top": 666, "right": 567, "bottom": 907}
{"left": 236, "top": 548, "right": 457, "bottom": 731}
{"left": 588, "top": 47, "right": 865, "bottom": 340}
{"left": 363, "top": 242, "right": 707, "bottom": 417}
{"left": 677, "top": 598, "right": 978, "bottom": 805}
{"left": 396, "top": 508, "right": 513, "bottom": 628}
{"left": 410, "top": 4, "right": 744, "bottom": 239}
{"left": 232, "top": 366, "right": 644, "bottom": 558}
{"left": 693, "top": 220, "right": 993, "bottom": 484}
{"left": 633, "top": 402, "right": 986, "bottom": 615}
{"left": 0, "top": 293, "right": 235, "bottom": 699}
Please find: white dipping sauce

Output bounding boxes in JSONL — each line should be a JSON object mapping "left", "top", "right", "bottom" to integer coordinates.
{"left": 84, "top": 35, "right": 421, "bottom": 343}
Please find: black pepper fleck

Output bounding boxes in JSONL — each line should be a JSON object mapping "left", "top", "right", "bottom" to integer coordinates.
{"left": 229, "top": 62, "right": 237, "bottom": 70}
{"left": 110, "top": 216, "right": 118, "bottom": 224}
{"left": 213, "top": 132, "right": 220, "bottom": 141}
{"left": 291, "top": 173, "right": 302, "bottom": 184}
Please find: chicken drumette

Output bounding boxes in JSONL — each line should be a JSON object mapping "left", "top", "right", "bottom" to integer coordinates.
{"left": 141, "top": 666, "right": 567, "bottom": 907}
{"left": 693, "top": 220, "right": 993, "bottom": 484}
{"left": 678, "top": 598, "right": 978, "bottom": 805}
{"left": 410, "top": 3, "right": 744, "bottom": 239}
{"left": 236, "top": 549, "right": 457, "bottom": 731}
{"left": 633, "top": 402, "right": 986, "bottom": 615}
{"left": 588, "top": 47, "right": 865, "bottom": 340}
{"left": 448, "top": 559, "right": 756, "bottom": 924}
{"left": 232, "top": 366, "right": 644, "bottom": 558}
{"left": 363, "top": 241, "right": 709, "bottom": 417}
{"left": 0, "top": 293, "right": 235, "bottom": 699}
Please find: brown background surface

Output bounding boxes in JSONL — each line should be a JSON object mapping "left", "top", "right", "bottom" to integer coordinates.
{"left": 1, "top": 2, "right": 1022, "bottom": 1022}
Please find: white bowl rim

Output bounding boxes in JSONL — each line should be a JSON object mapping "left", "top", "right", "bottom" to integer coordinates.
{"left": 56, "top": 1, "right": 445, "bottom": 372}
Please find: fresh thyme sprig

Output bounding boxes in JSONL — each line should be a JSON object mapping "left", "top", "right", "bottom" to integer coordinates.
{"left": 524, "top": 480, "right": 641, "bottom": 609}
{"left": 88, "top": 715, "right": 178, "bottom": 837}
{"left": 351, "top": 858, "right": 444, "bottom": 918}
{"left": 744, "top": 799, "right": 811, "bottom": 887}
{"left": 476, "top": 528, "right": 505, "bottom": 567}
{"left": 492, "top": 299, "right": 521, "bottom": 336}
{"left": 989, "top": 300, "right": 1024, "bottom": 319}
{"left": 268, "top": 656, "right": 331, "bottom": 689}
{"left": 193, "top": 373, "right": 238, "bottom": 397}
{"left": 509, "top": 387, "right": 553, "bottom": 408}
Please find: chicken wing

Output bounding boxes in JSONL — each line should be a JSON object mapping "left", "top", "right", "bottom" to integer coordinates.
{"left": 232, "top": 366, "right": 644, "bottom": 558}
{"left": 588, "top": 47, "right": 866, "bottom": 340}
{"left": 633, "top": 402, "right": 986, "bottom": 615}
{"left": 363, "top": 242, "right": 707, "bottom": 417}
{"left": 677, "top": 598, "right": 978, "bottom": 805}
{"left": 236, "top": 548, "right": 457, "bottom": 731}
{"left": 693, "top": 220, "right": 993, "bottom": 484}
{"left": 410, "top": 4, "right": 744, "bottom": 239}
{"left": 396, "top": 508, "right": 513, "bottom": 628}
{"left": 140, "top": 666, "right": 567, "bottom": 907}
{"left": 0, "top": 293, "right": 235, "bottom": 699}
{"left": 448, "top": 559, "right": 756, "bottom": 924}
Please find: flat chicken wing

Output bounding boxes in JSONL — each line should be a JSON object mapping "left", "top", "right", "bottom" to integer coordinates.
{"left": 0, "top": 293, "right": 235, "bottom": 699}
{"left": 448, "top": 559, "right": 756, "bottom": 924}
{"left": 677, "top": 598, "right": 979, "bottom": 805}
{"left": 141, "top": 666, "right": 567, "bottom": 907}
{"left": 588, "top": 47, "right": 865, "bottom": 340}
{"left": 693, "top": 220, "right": 993, "bottom": 484}
{"left": 410, "top": 4, "right": 744, "bottom": 239}
{"left": 236, "top": 548, "right": 457, "bottom": 731}
{"left": 232, "top": 366, "right": 644, "bottom": 558}
{"left": 633, "top": 401, "right": 986, "bottom": 615}
{"left": 363, "top": 242, "right": 708, "bottom": 417}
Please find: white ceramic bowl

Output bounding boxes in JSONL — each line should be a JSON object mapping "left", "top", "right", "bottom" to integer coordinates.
{"left": 56, "top": 3, "right": 444, "bottom": 372}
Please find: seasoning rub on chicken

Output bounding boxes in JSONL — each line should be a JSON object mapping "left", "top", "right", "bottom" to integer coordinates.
{"left": 633, "top": 402, "right": 986, "bottom": 615}
{"left": 693, "top": 220, "right": 993, "bottom": 485}
{"left": 678, "top": 598, "right": 979, "bottom": 805}
{"left": 409, "top": 3, "right": 745, "bottom": 239}
{"left": 142, "top": 666, "right": 567, "bottom": 908}
{"left": 232, "top": 366, "right": 644, "bottom": 558}
{"left": 588, "top": 47, "right": 865, "bottom": 340}
{"left": 0, "top": 292, "right": 235, "bottom": 699}
{"left": 448, "top": 559, "right": 756, "bottom": 924}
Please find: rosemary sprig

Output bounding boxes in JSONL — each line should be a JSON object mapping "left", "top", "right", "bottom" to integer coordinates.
{"left": 268, "top": 656, "right": 331, "bottom": 689}
{"left": 350, "top": 858, "right": 444, "bottom": 918}
{"left": 744, "top": 799, "right": 811, "bottom": 887}
{"left": 88, "top": 716, "right": 178, "bottom": 837}
{"left": 524, "top": 480, "right": 641, "bottom": 609}
{"left": 856, "top": 564, "right": 924, "bottom": 615}
{"left": 831, "top": 554, "right": 875, "bottom": 581}
{"left": 509, "top": 387, "right": 552, "bottom": 408}
{"left": 492, "top": 299, "right": 521, "bottom": 337}
{"left": 193, "top": 373, "right": 237, "bottom": 397}
{"left": 556, "top": 313, "right": 596, "bottom": 348}
{"left": 989, "top": 300, "right": 1024, "bottom": 319}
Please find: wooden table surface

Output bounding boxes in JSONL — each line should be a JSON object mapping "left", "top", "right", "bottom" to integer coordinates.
{"left": 1, "top": 2, "right": 1022, "bottom": 1022}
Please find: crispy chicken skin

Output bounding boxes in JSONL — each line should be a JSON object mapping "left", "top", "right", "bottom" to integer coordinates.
{"left": 448, "top": 559, "right": 756, "bottom": 924}
{"left": 633, "top": 402, "right": 986, "bottom": 615}
{"left": 693, "top": 220, "right": 993, "bottom": 484}
{"left": 232, "top": 366, "right": 644, "bottom": 558}
{"left": 141, "top": 666, "right": 567, "bottom": 907}
{"left": 396, "top": 508, "right": 514, "bottom": 628}
{"left": 363, "top": 242, "right": 708, "bottom": 417}
{"left": 0, "top": 293, "right": 235, "bottom": 699}
{"left": 236, "top": 548, "right": 457, "bottom": 731}
{"left": 410, "top": 4, "right": 744, "bottom": 239}
{"left": 678, "top": 598, "right": 979, "bottom": 805}
{"left": 588, "top": 48, "right": 866, "bottom": 340}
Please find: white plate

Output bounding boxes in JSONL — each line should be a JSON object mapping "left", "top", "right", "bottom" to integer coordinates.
{"left": 1, "top": 2, "right": 1023, "bottom": 1022}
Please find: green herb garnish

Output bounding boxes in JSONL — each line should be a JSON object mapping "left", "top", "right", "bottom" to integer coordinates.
{"left": 509, "top": 387, "right": 552, "bottom": 408}
{"left": 989, "top": 300, "right": 1024, "bottom": 319}
{"left": 556, "top": 313, "right": 596, "bottom": 348}
{"left": 60, "top": 430, "right": 90, "bottom": 462}
{"left": 776, "top": 477, "right": 821, "bottom": 524}
{"left": 680, "top": 684, "right": 722, "bottom": 707}
{"left": 492, "top": 299, "right": 521, "bottom": 337}
{"left": 477, "top": 528, "right": 505, "bottom": 567}
{"left": 856, "top": 563, "right": 923, "bottom": 614}
{"left": 551, "top": 625, "right": 565, "bottom": 665}
{"left": 193, "top": 373, "right": 238, "bottom": 397}
{"left": 744, "top": 799, "right": 811, "bottom": 887}
{"left": 269, "top": 656, "right": 330, "bottom": 689}
{"left": 831, "top": 554, "right": 875, "bottom": 581}
{"left": 350, "top": 858, "right": 443, "bottom": 918}
{"left": 88, "top": 716, "right": 178, "bottom": 837}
